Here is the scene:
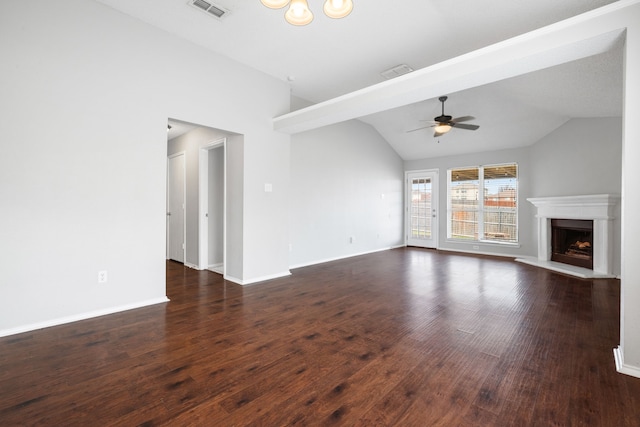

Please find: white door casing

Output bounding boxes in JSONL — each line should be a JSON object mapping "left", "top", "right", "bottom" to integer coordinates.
{"left": 167, "top": 152, "right": 186, "bottom": 263}
{"left": 406, "top": 170, "right": 439, "bottom": 248}
{"left": 198, "top": 138, "right": 226, "bottom": 274}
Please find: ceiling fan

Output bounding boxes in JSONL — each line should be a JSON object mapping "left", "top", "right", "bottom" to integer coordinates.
{"left": 407, "top": 96, "right": 479, "bottom": 137}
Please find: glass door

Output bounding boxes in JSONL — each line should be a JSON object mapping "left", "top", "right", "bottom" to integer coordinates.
{"left": 406, "top": 170, "right": 438, "bottom": 248}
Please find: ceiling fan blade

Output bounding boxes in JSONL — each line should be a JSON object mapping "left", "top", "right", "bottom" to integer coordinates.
{"left": 452, "top": 123, "right": 479, "bottom": 130}
{"left": 406, "top": 125, "right": 434, "bottom": 133}
{"left": 450, "top": 116, "right": 475, "bottom": 123}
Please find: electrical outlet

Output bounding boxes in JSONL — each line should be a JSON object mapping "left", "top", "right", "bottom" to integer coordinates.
{"left": 98, "top": 270, "right": 108, "bottom": 283}
{"left": 473, "top": 245, "right": 479, "bottom": 250}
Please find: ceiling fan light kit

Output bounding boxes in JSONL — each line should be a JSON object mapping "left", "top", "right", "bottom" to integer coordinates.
{"left": 260, "top": 0, "right": 290, "bottom": 8}
{"left": 284, "top": 0, "right": 314, "bottom": 25}
{"left": 261, "top": 0, "right": 353, "bottom": 25}
{"left": 434, "top": 123, "right": 452, "bottom": 134}
{"left": 323, "top": 0, "right": 354, "bottom": 19}
{"left": 407, "top": 95, "right": 480, "bottom": 138}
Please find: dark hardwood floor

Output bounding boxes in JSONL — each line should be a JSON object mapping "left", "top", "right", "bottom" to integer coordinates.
{"left": 1, "top": 248, "right": 640, "bottom": 426}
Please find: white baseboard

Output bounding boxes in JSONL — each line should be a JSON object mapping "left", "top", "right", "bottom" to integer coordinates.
{"left": 436, "top": 246, "right": 517, "bottom": 259}
{"left": 184, "top": 262, "right": 200, "bottom": 270}
{"left": 614, "top": 346, "right": 640, "bottom": 378}
{"left": 223, "top": 274, "right": 243, "bottom": 285}
{"left": 289, "top": 245, "right": 405, "bottom": 270}
{"left": 225, "top": 270, "right": 292, "bottom": 286}
{"left": 0, "top": 297, "right": 170, "bottom": 338}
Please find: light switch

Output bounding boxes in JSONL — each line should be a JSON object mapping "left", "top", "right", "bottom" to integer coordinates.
{"left": 264, "top": 183, "right": 273, "bottom": 192}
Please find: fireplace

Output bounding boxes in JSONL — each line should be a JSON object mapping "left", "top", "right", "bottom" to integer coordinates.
{"left": 519, "top": 194, "right": 619, "bottom": 278}
{"left": 551, "top": 219, "right": 593, "bottom": 269}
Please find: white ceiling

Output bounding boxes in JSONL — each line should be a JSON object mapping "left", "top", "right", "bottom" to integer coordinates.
{"left": 167, "top": 118, "right": 199, "bottom": 140}
{"left": 97, "top": 0, "right": 623, "bottom": 160}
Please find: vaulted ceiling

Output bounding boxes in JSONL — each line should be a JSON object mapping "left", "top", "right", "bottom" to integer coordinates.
{"left": 97, "top": 0, "right": 623, "bottom": 160}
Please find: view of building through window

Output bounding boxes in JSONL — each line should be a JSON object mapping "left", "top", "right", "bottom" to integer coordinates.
{"left": 448, "top": 164, "right": 517, "bottom": 243}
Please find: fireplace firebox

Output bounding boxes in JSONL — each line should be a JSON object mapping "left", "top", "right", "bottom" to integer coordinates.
{"left": 551, "top": 219, "right": 593, "bottom": 269}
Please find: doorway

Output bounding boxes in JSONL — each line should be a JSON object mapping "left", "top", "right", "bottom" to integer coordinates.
{"left": 199, "top": 138, "right": 226, "bottom": 274}
{"left": 406, "top": 169, "right": 439, "bottom": 248}
{"left": 167, "top": 152, "right": 186, "bottom": 262}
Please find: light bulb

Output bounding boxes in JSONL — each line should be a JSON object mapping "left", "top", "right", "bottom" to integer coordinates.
{"left": 260, "top": 0, "right": 290, "bottom": 9}
{"left": 292, "top": 3, "right": 304, "bottom": 16}
{"left": 285, "top": 0, "right": 313, "bottom": 25}
{"left": 323, "top": 0, "right": 353, "bottom": 18}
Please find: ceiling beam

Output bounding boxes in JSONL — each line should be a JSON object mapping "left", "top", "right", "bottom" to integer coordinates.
{"left": 273, "top": 0, "right": 636, "bottom": 134}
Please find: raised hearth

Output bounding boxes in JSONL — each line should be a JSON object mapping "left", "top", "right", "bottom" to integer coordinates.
{"left": 517, "top": 194, "right": 619, "bottom": 278}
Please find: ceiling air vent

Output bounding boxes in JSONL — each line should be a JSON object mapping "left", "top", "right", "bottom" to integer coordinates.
{"left": 380, "top": 64, "right": 414, "bottom": 80}
{"left": 189, "top": 0, "right": 229, "bottom": 19}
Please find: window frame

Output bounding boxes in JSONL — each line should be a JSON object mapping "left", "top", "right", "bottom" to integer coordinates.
{"left": 447, "top": 163, "right": 519, "bottom": 245}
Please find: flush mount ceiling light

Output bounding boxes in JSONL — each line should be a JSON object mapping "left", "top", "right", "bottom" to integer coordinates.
{"left": 261, "top": 0, "right": 353, "bottom": 26}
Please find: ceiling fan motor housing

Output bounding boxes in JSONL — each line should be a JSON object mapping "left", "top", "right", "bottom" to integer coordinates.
{"left": 435, "top": 115, "right": 452, "bottom": 123}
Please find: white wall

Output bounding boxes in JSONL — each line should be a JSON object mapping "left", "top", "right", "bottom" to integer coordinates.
{"left": 530, "top": 118, "right": 622, "bottom": 197}
{"left": 620, "top": 15, "right": 640, "bottom": 375}
{"left": 289, "top": 120, "right": 404, "bottom": 268}
{"left": 208, "top": 146, "right": 224, "bottom": 267}
{"left": 243, "top": 127, "right": 291, "bottom": 282}
{"left": 0, "top": 0, "right": 290, "bottom": 334}
{"left": 225, "top": 135, "right": 245, "bottom": 280}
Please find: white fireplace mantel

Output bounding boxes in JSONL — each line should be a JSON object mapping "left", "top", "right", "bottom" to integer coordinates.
{"left": 519, "top": 194, "right": 620, "bottom": 278}
{"left": 527, "top": 194, "right": 620, "bottom": 220}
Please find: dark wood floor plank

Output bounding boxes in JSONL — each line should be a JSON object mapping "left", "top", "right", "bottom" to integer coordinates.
{"left": 1, "top": 248, "right": 639, "bottom": 426}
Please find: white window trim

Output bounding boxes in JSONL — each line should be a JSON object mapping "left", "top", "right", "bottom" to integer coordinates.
{"left": 447, "top": 163, "right": 519, "bottom": 244}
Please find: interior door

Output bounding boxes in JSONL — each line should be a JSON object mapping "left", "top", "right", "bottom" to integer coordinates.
{"left": 167, "top": 153, "right": 185, "bottom": 263}
{"left": 406, "top": 170, "right": 438, "bottom": 248}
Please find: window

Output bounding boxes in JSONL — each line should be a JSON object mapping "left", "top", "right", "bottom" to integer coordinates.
{"left": 447, "top": 163, "right": 518, "bottom": 243}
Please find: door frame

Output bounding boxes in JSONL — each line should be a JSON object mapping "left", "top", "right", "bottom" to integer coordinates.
{"left": 167, "top": 151, "right": 186, "bottom": 262}
{"left": 198, "top": 138, "right": 227, "bottom": 273}
{"left": 405, "top": 169, "right": 439, "bottom": 249}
